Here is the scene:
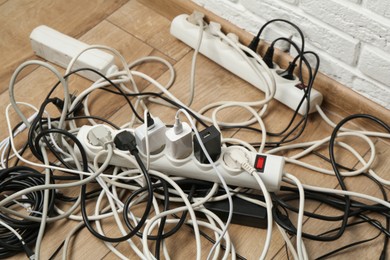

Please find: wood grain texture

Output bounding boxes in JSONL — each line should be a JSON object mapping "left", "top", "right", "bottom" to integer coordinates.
{"left": 2, "top": 0, "right": 390, "bottom": 259}
{"left": 107, "top": 1, "right": 192, "bottom": 61}
{"left": 140, "top": 0, "right": 390, "bottom": 127}
{"left": 0, "top": 0, "right": 128, "bottom": 95}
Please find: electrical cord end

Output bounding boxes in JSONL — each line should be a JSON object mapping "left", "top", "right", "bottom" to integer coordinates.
{"left": 224, "top": 149, "right": 256, "bottom": 175}
{"left": 226, "top": 33, "right": 239, "bottom": 44}
{"left": 22, "top": 243, "right": 35, "bottom": 260}
{"left": 146, "top": 112, "right": 155, "bottom": 129}
{"left": 174, "top": 116, "right": 183, "bottom": 135}
{"left": 166, "top": 115, "right": 192, "bottom": 159}
{"left": 209, "top": 22, "right": 222, "bottom": 36}
{"left": 278, "top": 62, "right": 296, "bottom": 80}
{"left": 187, "top": 11, "right": 205, "bottom": 25}
{"left": 53, "top": 93, "right": 82, "bottom": 113}
{"left": 262, "top": 45, "right": 275, "bottom": 68}
{"left": 114, "top": 131, "right": 138, "bottom": 155}
{"left": 248, "top": 36, "right": 260, "bottom": 53}
{"left": 87, "top": 125, "right": 113, "bottom": 149}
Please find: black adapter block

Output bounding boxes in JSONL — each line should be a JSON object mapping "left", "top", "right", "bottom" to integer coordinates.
{"left": 193, "top": 125, "right": 221, "bottom": 164}
{"left": 199, "top": 195, "right": 267, "bottom": 229}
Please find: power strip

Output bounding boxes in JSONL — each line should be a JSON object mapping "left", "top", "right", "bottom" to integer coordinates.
{"left": 30, "top": 25, "right": 115, "bottom": 81}
{"left": 75, "top": 125, "right": 285, "bottom": 192}
{"left": 170, "top": 14, "right": 323, "bottom": 114}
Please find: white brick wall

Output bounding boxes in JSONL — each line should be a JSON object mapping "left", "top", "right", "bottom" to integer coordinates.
{"left": 192, "top": 0, "right": 390, "bottom": 109}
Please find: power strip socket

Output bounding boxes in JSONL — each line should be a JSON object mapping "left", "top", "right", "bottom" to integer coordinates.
{"left": 170, "top": 14, "right": 323, "bottom": 114}
{"left": 75, "top": 125, "right": 285, "bottom": 192}
{"left": 30, "top": 25, "right": 115, "bottom": 81}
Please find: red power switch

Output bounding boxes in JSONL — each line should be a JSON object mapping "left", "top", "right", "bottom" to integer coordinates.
{"left": 254, "top": 155, "right": 267, "bottom": 173}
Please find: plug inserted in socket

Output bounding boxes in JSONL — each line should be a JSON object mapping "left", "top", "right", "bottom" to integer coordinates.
{"left": 170, "top": 14, "right": 323, "bottom": 114}
{"left": 75, "top": 125, "right": 284, "bottom": 191}
{"left": 223, "top": 146, "right": 250, "bottom": 171}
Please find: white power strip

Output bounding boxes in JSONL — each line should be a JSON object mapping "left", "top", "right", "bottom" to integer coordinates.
{"left": 75, "top": 125, "right": 285, "bottom": 192}
{"left": 170, "top": 14, "right": 323, "bottom": 115}
{"left": 30, "top": 25, "right": 115, "bottom": 81}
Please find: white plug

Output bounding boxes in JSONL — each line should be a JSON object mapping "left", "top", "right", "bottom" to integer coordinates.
{"left": 87, "top": 125, "right": 113, "bottom": 149}
{"left": 223, "top": 146, "right": 285, "bottom": 191}
{"left": 209, "top": 22, "right": 222, "bottom": 36}
{"left": 135, "top": 114, "right": 166, "bottom": 154}
{"left": 170, "top": 14, "right": 323, "bottom": 114}
{"left": 165, "top": 117, "right": 192, "bottom": 159}
{"left": 187, "top": 11, "right": 205, "bottom": 25}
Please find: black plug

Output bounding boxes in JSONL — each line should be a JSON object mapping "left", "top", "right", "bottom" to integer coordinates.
{"left": 248, "top": 37, "right": 260, "bottom": 53}
{"left": 146, "top": 112, "right": 155, "bottom": 128}
{"left": 193, "top": 126, "right": 221, "bottom": 164}
{"left": 114, "top": 131, "right": 138, "bottom": 155}
{"left": 278, "top": 62, "right": 296, "bottom": 80}
{"left": 262, "top": 45, "right": 275, "bottom": 68}
{"left": 53, "top": 94, "right": 83, "bottom": 114}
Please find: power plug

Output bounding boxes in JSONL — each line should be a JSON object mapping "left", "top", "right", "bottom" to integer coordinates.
{"left": 30, "top": 25, "right": 115, "bottom": 81}
{"left": 193, "top": 125, "right": 221, "bottom": 164}
{"left": 135, "top": 113, "right": 166, "bottom": 154}
{"left": 165, "top": 117, "right": 192, "bottom": 159}
{"left": 170, "top": 14, "right": 323, "bottom": 114}
{"left": 76, "top": 125, "right": 284, "bottom": 191}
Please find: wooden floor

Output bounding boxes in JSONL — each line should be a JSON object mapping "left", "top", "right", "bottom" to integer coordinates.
{"left": 1, "top": 0, "right": 389, "bottom": 259}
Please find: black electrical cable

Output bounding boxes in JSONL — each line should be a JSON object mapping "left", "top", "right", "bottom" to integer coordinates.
{"left": 122, "top": 180, "right": 186, "bottom": 240}
{"left": 100, "top": 88, "right": 208, "bottom": 128}
{"left": 328, "top": 114, "right": 390, "bottom": 242}
{"left": 249, "top": 19, "right": 306, "bottom": 84}
{"left": 154, "top": 177, "right": 169, "bottom": 260}
{"left": 272, "top": 157, "right": 390, "bottom": 258}
{"left": 0, "top": 166, "right": 56, "bottom": 258}
{"left": 55, "top": 187, "right": 103, "bottom": 202}
{"left": 181, "top": 220, "right": 248, "bottom": 260}
{"left": 42, "top": 67, "right": 208, "bottom": 128}
{"left": 78, "top": 131, "right": 154, "bottom": 243}
{"left": 315, "top": 225, "right": 382, "bottom": 259}
{"left": 41, "top": 68, "right": 143, "bottom": 123}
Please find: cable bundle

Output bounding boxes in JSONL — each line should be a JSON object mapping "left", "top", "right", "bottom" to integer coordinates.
{"left": 0, "top": 14, "right": 389, "bottom": 260}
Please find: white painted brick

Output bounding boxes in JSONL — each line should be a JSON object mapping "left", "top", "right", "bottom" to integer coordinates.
{"left": 191, "top": 0, "right": 390, "bottom": 108}
{"left": 363, "top": 0, "right": 390, "bottom": 19}
{"left": 192, "top": 0, "right": 293, "bottom": 50}
{"left": 300, "top": 0, "right": 390, "bottom": 53}
{"left": 290, "top": 42, "right": 356, "bottom": 86}
{"left": 280, "top": 0, "right": 297, "bottom": 4}
{"left": 358, "top": 45, "right": 390, "bottom": 86}
{"left": 240, "top": 0, "right": 360, "bottom": 65}
{"left": 345, "top": 0, "right": 362, "bottom": 4}
{"left": 352, "top": 78, "right": 390, "bottom": 109}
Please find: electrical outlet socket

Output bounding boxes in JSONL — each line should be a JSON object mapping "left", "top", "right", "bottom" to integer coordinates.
{"left": 170, "top": 14, "right": 323, "bottom": 114}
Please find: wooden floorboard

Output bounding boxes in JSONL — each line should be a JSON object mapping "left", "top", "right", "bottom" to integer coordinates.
{"left": 0, "top": 0, "right": 128, "bottom": 95}
{"left": 1, "top": 0, "right": 389, "bottom": 259}
{"left": 140, "top": 0, "right": 390, "bottom": 128}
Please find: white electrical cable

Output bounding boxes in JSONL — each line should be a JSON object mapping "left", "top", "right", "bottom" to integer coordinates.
{"left": 141, "top": 170, "right": 202, "bottom": 260}
{"left": 283, "top": 173, "right": 306, "bottom": 260}
{"left": 8, "top": 60, "right": 70, "bottom": 130}
{"left": 316, "top": 104, "right": 390, "bottom": 139}
{"left": 177, "top": 108, "right": 233, "bottom": 260}
{"left": 34, "top": 146, "right": 51, "bottom": 260}
{"left": 187, "top": 18, "right": 205, "bottom": 107}
{"left": 267, "top": 131, "right": 376, "bottom": 177}
{"left": 211, "top": 103, "right": 267, "bottom": 153}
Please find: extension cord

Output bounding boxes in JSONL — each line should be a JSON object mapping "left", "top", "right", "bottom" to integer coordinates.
{"left": 170, "top": 14, "right": 323, "bottom": 114}
{"left": 30, "top": 25, "right": 116, "bottom": 81}
{"left": 75, "top": 125, "right": 285, "bottom": 192}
